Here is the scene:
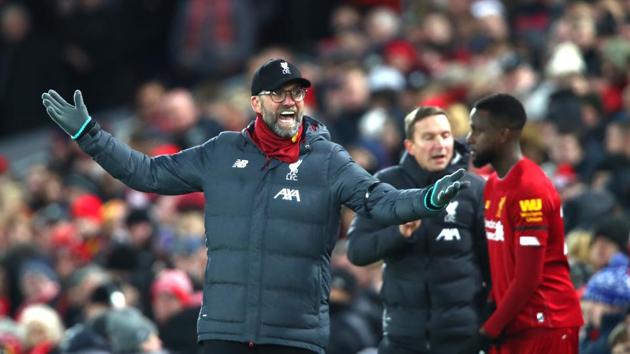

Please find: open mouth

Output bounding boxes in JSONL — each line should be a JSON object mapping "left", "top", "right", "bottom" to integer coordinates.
{"left": 431, "top": 154, "right": 447, "bottom": 161}
{"left": 278, "top": 110, "right": 296, "bottom": 124}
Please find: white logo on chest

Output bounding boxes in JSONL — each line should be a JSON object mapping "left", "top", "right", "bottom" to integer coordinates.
{"left": 485, "top": 219, "right": 505, "bottom": 241}
{"left": 232, "top": 159, "right": 249, "bottom": 168}
{"left": 436, "top": 228, "right": 461, "bottom": 241}
{"left": 286, "top": 159, "right": 302, "bottom": 181}
{"left": 274, "top": 188, "right": 301, "bottom": 202}
{"left": 444, "top": 201, "right": 458, "bottom": 223}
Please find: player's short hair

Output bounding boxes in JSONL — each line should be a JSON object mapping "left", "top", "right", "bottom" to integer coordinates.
{"left": 404, "top": 106, "right": 448, "bottom": 139}
{"left": 472, "top": 93, "right": 527, "bottom": 130}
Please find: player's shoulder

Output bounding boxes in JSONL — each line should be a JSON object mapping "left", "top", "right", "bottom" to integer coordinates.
{"left": 511, "top": 160, "right": 557, "bottom": 197}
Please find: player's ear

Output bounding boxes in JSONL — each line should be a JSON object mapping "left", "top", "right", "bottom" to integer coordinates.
{"left": 498, "top": 127, "right": 511, "bottom": 144}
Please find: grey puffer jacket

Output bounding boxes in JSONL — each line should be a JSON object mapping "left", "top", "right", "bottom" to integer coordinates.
{"left": 76, "top": 117, "right": 446, "bottom": 354}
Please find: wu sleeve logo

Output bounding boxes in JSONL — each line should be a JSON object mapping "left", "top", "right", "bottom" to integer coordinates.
{"left": 519, "top": 198, "right": 543, "bottom": 222}
{"left": 519, "top": 198, "right": 542, "bottom": 212}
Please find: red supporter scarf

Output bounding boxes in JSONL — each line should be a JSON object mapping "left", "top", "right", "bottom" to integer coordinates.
{"left": 250, "top": 114, "right": 303, "bottom": 164}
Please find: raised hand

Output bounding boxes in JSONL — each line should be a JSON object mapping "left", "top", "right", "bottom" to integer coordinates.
{"left": 42, "top": 89, "right": 92, "bottom": 139}
{"left": 428, "top": 168, "right": 471, "bottom": 209}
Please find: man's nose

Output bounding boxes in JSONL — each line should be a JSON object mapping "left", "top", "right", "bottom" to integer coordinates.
{"left": 435, "top": 135, "right": 448, "bottom": 147}
{"left": 281, "top": 93, "right": 296, "bottom": 105}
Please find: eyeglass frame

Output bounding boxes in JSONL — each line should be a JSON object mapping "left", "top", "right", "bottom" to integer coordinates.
{"left": 258, "top": 87, "right": 308, "bottom": 103}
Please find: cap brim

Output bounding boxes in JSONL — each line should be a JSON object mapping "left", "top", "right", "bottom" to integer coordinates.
{"left": 270, "top": 77, "right": 311, "bottom": 92}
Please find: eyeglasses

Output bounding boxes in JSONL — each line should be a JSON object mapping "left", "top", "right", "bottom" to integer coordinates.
{"left": 259, "top": 87, "right": 307, "bottom": 103}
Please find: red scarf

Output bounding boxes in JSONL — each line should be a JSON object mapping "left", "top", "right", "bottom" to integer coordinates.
{"left": 250, "top": 114, "right": 303, "bottom": 163}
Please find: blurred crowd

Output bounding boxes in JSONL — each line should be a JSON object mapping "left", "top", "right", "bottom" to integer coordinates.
{"left": 1, "top": 0, "right": 630, "bottom": 353}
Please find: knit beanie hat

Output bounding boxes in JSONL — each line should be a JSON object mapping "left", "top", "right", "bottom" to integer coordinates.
{"left": 583, "top": 253, "right": 630, "bottom": 307}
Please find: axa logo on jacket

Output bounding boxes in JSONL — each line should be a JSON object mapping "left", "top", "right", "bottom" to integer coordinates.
{"left": 436, "top": 228, "right": 461, "bottom": 241}
{"left": 274, "top": 188, "right": 301, "bottom": 202}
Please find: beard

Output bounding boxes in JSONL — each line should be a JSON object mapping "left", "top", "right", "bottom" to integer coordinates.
{"left": 471, "top": 150, "right": 493, "bottom": 168}
{"left": 261, "top": 105, "right": 303, "bottom": 138}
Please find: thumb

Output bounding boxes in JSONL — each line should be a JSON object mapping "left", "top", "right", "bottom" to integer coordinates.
{"left": 448, "top": 168, "right": 465, "bottom": 181}
{"left": 74, "top": 90, "right": 87, "bottom": 111}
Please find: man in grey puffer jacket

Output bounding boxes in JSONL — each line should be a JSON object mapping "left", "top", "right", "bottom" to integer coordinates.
{"left": 42, "top": 59, "right": 468, "bottom": 354}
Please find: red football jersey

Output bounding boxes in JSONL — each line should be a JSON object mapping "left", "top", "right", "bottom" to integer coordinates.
{"left": 482, "top": 158, "right": 583, "bottom": 336}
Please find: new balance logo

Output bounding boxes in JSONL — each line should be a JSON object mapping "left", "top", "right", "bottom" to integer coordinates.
{"left": 436, "top": 228, "right": 461, "bottom": 241}
{"left": 274, "top": 188, "right": 301, "bottom": 202}
{"left": 519, "top": 198, "right": 542, "bottom": 212}
{"left": 232, "top": 159, "right": 249, "bottom": 168}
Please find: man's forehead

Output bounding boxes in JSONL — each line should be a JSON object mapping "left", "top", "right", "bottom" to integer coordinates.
{"left": 415, "top": 114, "right": 451, "bottom": 129}
{"left": 469, "top": 107, "right": 491, "bottom": 122}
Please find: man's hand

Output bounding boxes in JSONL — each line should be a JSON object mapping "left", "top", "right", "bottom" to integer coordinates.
{"left": 399, "top": 220, "right": 421, "bottom": 238}
{"left": 42, "top": 89, "right": 92, "bottom": 140}
{"left": 426, "top": 168, "right": 470, "bottom": 210}
{"left": 458, "top": 329, "right": 494, "bottom": 354}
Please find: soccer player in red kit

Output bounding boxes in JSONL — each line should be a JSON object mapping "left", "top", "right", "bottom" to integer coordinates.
{"left": 461, "top": 93, "right": 583, "bottom": 354}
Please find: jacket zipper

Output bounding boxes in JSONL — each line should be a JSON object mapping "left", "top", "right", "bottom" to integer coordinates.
{"left": 254, "top": 162, "right": 278, "bottom": 343}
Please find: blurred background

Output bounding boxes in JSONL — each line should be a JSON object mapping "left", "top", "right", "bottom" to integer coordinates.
{"left": 1, "top": 0, "right": 630, "bottom": 353}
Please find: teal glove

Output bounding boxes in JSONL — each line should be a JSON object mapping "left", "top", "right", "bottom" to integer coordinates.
{"left": 424, "top": 168, "right": 471, "bottom": 210}
{"left": 41, "top": 90, "right": 92, "bottom": 140}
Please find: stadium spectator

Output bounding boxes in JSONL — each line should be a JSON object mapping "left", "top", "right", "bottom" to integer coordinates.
{"left": 151, "top": 269, "right": 201, "bottom": 354}
{"left": 581, "top": 252, "right": 630, "bottom": 354}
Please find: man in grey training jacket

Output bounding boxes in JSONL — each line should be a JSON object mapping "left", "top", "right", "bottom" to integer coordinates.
{"left": 42, "top": 58, "right": 469, "bottom": 354}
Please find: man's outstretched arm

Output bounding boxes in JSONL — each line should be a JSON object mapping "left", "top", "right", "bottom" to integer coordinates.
{"left": 42, "top": 89, "right": 206, "bottom": 195}
{"left": 329, "top": 144, "right": 469, "bottom": 224}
